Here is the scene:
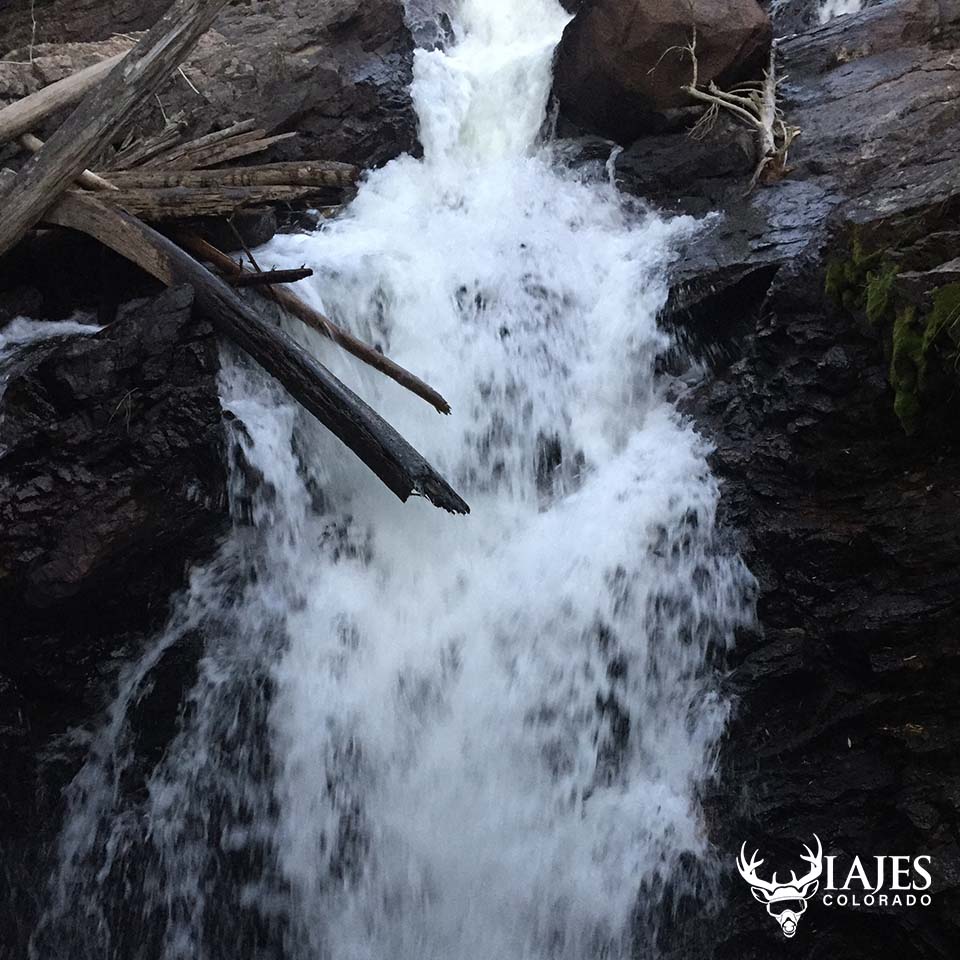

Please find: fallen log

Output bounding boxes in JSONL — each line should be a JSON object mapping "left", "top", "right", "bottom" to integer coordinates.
{"left": 0, "top": 0, "right": 231, "bottom": 260}
{"left": 102, "top": 160, "right": 358, "bottom": 190}
{"left": 0, "top": 49, "right": 132, "bottom": 146}
{"left": 177, "top": 233, "right": 452, "bottom": 415}
{"left": 103, "top": 184, "right": 334, "bottom": 219}
{"left": 46, "top": 191, "right": 468, "bottom": 514}
{"left": 227, "top": 267, "right": 312, "bottom": 288}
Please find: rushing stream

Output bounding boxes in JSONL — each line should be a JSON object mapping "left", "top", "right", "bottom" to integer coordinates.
{"left": 32, "top": 1, "right": 754, "bottom": 957}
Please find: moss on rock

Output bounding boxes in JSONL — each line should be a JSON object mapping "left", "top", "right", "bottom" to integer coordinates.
{"left": 890, "top": 306, "right": 924, "bottom": 435}
{"left": 826, "top": 237, "right": 960, "bottom": 436}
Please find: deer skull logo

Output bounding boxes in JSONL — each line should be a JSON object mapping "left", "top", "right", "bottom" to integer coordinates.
{"left": 736, "top": 835, "right": 823, "bottom": 938}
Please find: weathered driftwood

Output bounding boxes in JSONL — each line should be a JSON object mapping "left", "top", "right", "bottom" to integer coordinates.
{"left": 102, "top": 160, "right": 358, "bottom": 190}
{"left": 104, "top": 184, "right": 332, "bottom": 219}
{"left": 0, "top": 49, "right": 132, "bottom": 146}
{"left": 112, "top": 120, "right": 187, "bottom": 170}
{"left": 227, "top": 267, "right": 313, "bottom": 288}
{"left": 0, "top": 0, "right": 231, "bottom": 260}
{"left": 18, "top": 133, "right": 118, "bottom": 191}
{"left": 142, "top": 118, "right": 258, "bottom": 167}
{"left": 177, "top": 233, "right": 453, "bottom": 415}
{"left": 46, "top": 192, "right": 468, "bottom": 514}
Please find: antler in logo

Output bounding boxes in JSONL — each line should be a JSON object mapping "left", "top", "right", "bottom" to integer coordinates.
{"left": 736, "top": 835, "right": 822, "bottom": 938}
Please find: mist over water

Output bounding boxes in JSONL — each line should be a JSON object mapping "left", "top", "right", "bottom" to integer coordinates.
{"left": 32, "top": 1, "right": 755, "bottom": 958}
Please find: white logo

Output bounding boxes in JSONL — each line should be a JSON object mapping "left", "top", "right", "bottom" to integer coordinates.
{"left": 736, "top": 836, "right": 934, "bottom": 938}
{"left": 736, "top": 835, "right": 822, "bottom": 938}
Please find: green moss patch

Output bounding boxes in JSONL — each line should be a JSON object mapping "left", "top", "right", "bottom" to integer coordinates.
{"left": 826, "top": 236, "right": 960, "bottom": 436}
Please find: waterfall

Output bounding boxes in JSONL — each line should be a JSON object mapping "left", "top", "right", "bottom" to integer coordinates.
{"left": 32, "top": 1, "right": 755, "bottom": 957}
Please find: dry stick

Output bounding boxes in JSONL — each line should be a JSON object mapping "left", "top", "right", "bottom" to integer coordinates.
{"left": 227, "top": 267, "right": 313, "bottom": 288}
{"left": 145, "top": 125, "right": 267, "bottom": 167}
{"left": 178, "top": 232, "right": 453, "bottom": 416}
{"left": 18, "top": 133, "right": 118, "bottom": 191}
{"left": 45, "top": 191, "right": 468, "bottom": 514}
{"left": 19, "top": 134, "right": 336, "bottom": 217}
{"left": 112, "top": 122, "right": 186, "bottom": 170}
{"left": 226, "top": 215, "right": 264, "bottom": 273}
{"left": 0, "top": 0, "right": 232, "bottom": 260}
{"left": 0, "top": 49, "right": 132, "bottom": 145}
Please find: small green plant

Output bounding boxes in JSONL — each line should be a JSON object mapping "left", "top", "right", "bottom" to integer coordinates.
{"left": 923, "top": 283, "right": 960, "bottom": 356}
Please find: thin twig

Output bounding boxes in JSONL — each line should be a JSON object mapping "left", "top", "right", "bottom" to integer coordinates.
{"left": 178, "top": 66, "right": 202, "bottom": 97}
{"left": 227, "top": 214, "right": 263, "bottom": 273}
{"left": 29, "top": 0, "right": 37, "bottom": 65}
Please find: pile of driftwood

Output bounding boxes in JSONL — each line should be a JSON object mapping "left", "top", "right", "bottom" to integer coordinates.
{"left": 0, "top": 0, "right": 468, "bottom": 515}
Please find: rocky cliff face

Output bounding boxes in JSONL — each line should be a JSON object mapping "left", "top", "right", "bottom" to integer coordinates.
{"left": 570, "top": 0, "right": 960, "bottom": 955}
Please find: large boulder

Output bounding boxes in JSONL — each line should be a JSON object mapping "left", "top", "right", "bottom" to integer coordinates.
{"left": 554, "top": 0, "right": 773, "bottom": 142}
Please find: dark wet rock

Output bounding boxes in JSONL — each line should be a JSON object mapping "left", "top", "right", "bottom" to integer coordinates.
{"left": 184, "top": 207, "right": 280, "bottom": 255}
{"left": 0, "top": 287, "right": 44, "bottom": 330}
{"left": 0, "top": 0, "right": 418, "bottom": 171}
{"left": 620, "top": 0, "right": 960, "bottom": 955}
{"left": 554, "top": 0, "right": 772, "bottom": 142}
{"left": 406, "top": 0, "right": 455, "bottom": 50}
{"left": 0, "top": 282, "right": 227, "bottom": 726}
{"left": 647, "top": 0, "right": 960, "bottom": 347}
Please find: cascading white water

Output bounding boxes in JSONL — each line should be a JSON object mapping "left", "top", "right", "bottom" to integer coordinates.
{"left": 32, "top": 2, "right": 754, "bottom": 958}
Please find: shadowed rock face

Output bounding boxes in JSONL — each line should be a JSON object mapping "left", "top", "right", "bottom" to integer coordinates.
{"left": 553, "top": 0, "right": 772, "bottom": 142}
{"left": 0, "top": 285, "right": 226, "bottom": 627}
